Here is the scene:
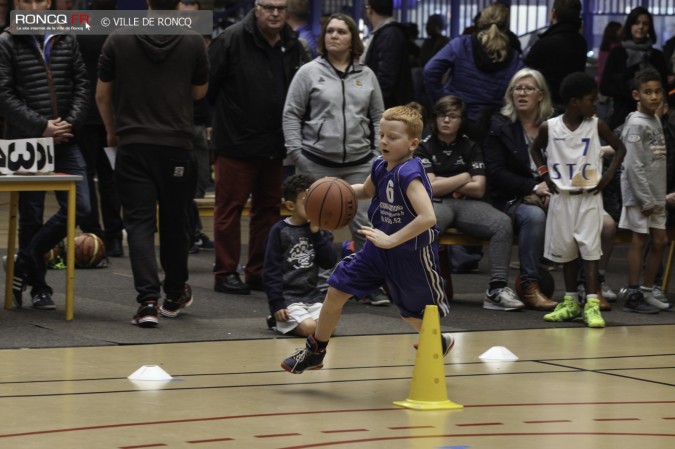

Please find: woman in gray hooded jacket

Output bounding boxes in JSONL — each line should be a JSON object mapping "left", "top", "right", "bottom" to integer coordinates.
{"left": 283, "top": 13, "right": 384, "bottom": 252}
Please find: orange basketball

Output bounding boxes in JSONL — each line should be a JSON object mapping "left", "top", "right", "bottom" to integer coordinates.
{"left": 74, "top": 233, "right": 106, "bottom": 268}
{"left": 304, "top": 177, "right": 358, "bottom": 231}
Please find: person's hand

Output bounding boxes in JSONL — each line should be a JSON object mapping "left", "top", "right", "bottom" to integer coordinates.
{"left": 274, "top": 309, "right": 289, "bottom": 322}
{"left": 590, "top": 175, "right": 610, "bottom": 195}
{"left": 533, "top": 181, "right": 551, "bottom": 197}
{"left": 666, "top": 192, "right": 675, "bottom": 208}
{"left": 42, "top": 118, "right": 73, "bottom": 143}
{"left": 106, "top": 132, "right": 119, "bottom": 148}
{"left": 357, "top": 225, "right": 395, "bottom": 249}
{"left": 641, "top": 206, "right": 655, "bottom": 217}
{"left": 451, "top": 191, "right": 466, "bottom": 199}
{"left": 543, "top": 174, "right": 558, "bottom": 194}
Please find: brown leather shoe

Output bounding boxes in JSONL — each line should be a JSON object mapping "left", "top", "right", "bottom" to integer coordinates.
{"left": 521, "top": 282, "right": 558, "bottom": 310}
{"left": 596, "top": 291, "right": 612, "bottom": 311}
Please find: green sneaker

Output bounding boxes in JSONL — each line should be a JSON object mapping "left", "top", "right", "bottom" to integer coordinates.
{"left": 583, "top": 297, "right": 605, "bottom": 328}
{"left": 543, "top": 296, "right": 580, "bottom": 322}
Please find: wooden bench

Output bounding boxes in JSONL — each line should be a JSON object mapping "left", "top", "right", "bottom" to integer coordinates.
{"left": 195, "top": 196, "right": 675, "bottom": 293}
{"left": 195, "top": 197, "right": 289, "bottom": 218}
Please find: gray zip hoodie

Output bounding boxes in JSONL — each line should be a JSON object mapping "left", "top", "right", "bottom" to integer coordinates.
{"left": 620, "top": 110, "right": 667, "bottom": 211}
{"left": 282, "top": 57, "right": 384, "bottom": 166}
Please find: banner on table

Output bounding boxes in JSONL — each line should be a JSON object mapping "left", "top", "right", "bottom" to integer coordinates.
{"left": 0, "top": 138, "right": 55, "bottom": 174}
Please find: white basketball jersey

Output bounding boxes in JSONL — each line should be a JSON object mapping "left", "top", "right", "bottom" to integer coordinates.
{"left": 546, "top": 116, "right": 602, "bottom": 191}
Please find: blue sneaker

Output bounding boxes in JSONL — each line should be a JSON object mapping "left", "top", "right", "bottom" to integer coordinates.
{"left": 281, "top": 335, "right": 326, "bottom": 374}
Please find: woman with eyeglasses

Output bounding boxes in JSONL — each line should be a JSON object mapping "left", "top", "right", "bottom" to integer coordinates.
{"left": 282, "top": 14, "right": 389, "bottom": 305}
{"left": 414, "top": 95, "right": 525, "bottom": 312}
{"left": 600, "top": 6, "right": 668, "bottom": 130}
{"left": 482, "top": 68, "right": 559, "bottom": 311}
{"left": 485, "top": 69, "right": 619, "bottom": 311}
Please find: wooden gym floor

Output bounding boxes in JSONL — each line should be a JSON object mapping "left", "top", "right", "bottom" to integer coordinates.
{"left": 1, "top": 325, "right": 674, "bottom": 449}
{"left": 1, "top": 194, "right": 674, "bottom": 449}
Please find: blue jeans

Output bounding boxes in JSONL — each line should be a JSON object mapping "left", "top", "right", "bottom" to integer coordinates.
{"left": 507, "top": 202, "right": 546, "bottom": 284}
{"left": 18, "top": 142, "right": 91, "bottom": 295}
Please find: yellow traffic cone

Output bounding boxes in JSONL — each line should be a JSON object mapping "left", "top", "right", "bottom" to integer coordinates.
{"left": 393, "top": 305, "right": 463, "bottom": 410}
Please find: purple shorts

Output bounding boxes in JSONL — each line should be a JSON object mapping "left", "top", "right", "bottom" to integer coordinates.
{"left": 328, "top": 242, "right": 449, "bottom": 319}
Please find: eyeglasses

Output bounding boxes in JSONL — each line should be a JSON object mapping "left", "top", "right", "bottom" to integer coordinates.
{"left": 438, "top": 113, "right": 461, "bottom": 120}
{"left": 257, "top": 3, "right": 287, "bottom": 13}
{"left": 513, "top": 85, "right": 539, "bottom": 94}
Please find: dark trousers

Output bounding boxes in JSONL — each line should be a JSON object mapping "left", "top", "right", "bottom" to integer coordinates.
{"left": 115, "top": 145, "right": 196, "bottom": 302}
{"left": 18, "top": 143, "right": 91, "bottom": 295}
{"left": 213, "top": 155, "right": 282, "bottom": 283}
{"left": 77, "top": 124, "right": 123, "bottom": 242}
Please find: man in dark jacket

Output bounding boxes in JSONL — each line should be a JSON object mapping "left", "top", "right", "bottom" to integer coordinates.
{"left": 0, "top": 0, "right": 90, "bottom": 310}
{"left": 97, "top": 0, "right": 209, "bottom": 327}
{"left": 524, "top": 0, "right": 587, "bottom": 108}
{"left": 208, "top": 0, "right": 308, "bottom": 295}
{"left": 362, "top": 0, "right": 413, "bottom": 108}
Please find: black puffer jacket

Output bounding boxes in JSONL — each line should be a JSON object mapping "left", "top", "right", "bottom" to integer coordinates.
{"left": 0, "top": 30, "right": 89, "bottom": 140}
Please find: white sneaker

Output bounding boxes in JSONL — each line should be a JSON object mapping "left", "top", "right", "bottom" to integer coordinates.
{"left": 652, "top": 286, "right": 669, "bottom": 304}
{"left": 601, "top": 282, "right": 617, "bottom": 301}
{"left": 483, "top": 287, "right": 525, "bottom": 311}
{"left": 641, "top": 288, "right": 673, "bottom": 311}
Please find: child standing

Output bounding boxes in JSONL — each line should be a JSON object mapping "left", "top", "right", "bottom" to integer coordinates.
{"left": 281, "top": 106, "right": 451, "bottom": 374}
{"left": 619, "top": 68, "right": 672, "bottom": 313}
{"left": 530, "top": 72, "right": 626, "bottom": 328}
{"left": 263, "top": 174, "right": 338, "bottom": 337}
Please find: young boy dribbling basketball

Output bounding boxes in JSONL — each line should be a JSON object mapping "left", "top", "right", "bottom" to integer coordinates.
{"left": 281, "top": 106, "right": 452, "bottom": 374}
{"left": 530, "top": 72, "right": 626, "bottom": 328}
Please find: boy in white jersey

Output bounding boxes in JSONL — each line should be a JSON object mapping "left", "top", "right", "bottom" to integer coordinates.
{"left": 619, "top": 69, "right": 672, "bottom": 313}
{"left": 530, "top": 73, "right": 626, "bottom": 328}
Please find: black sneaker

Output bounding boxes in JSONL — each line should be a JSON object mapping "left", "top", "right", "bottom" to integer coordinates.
{"left": 31, "top": 291, "right": 55, "bottom": 310}
{"left": 623, "top": 290, "right": 660, "bottom": 314}
{"left": 366, "top": 287, "right": 391, "bottom": 306}
{"left": 131, "top": 300, "right": 159, "bottom": 327}
{"left": 194, "top": 233, "right": 215, "bottom": 250}
{"left": 266, "top": 315, "right": 277, "bottom": 329}
{"left": 413, "top": 332, "right": 455, "bottom": 357}
{"left": 160, "top": 284, "right": 193, "bottom": 318}
{"left": 281, "top": 335, "right": 326, "bottom": 374}
{"left": 3, "top": 254, "right": 27, "bottom": 308}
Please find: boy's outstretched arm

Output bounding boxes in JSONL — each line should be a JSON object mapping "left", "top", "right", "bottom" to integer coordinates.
{"left": 358, "top": 178, "right": 436, "bottom": 250}
{"left": 352, "top": 175, "right": 375, "bottom": 200}
{"left": 593, "top": 119, "right": 626, "bottom": 194}
{"left": 529, "top": 123, "right": 557, "bottom": 193}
